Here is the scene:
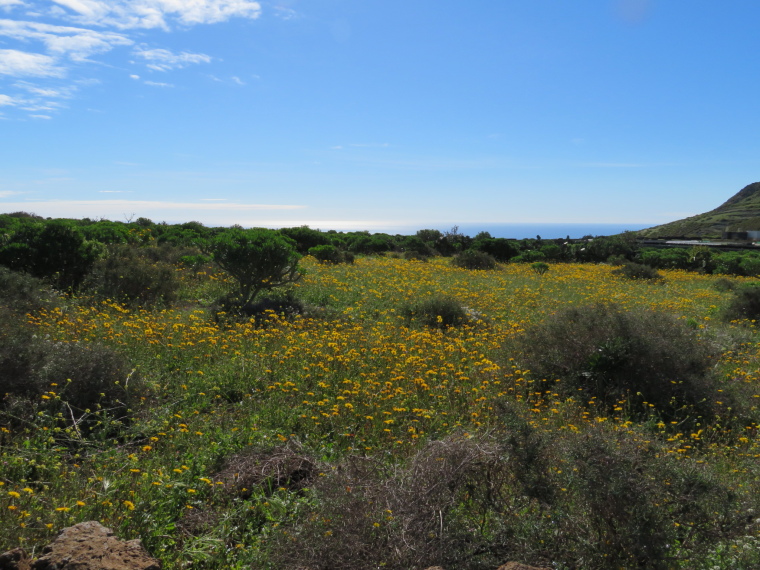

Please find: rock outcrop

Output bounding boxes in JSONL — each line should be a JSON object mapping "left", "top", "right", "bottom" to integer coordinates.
{"left": 0, "top": 521, "right": 160, "bottom": 570}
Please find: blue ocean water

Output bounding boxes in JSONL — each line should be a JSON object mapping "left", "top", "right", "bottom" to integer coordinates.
{"left": 384, "top": 223, "right": 654, "bottom": 240}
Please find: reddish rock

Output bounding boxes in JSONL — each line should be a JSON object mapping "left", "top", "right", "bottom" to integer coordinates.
{"left": 497, "top": 563, "right": 550, "bottom": 570}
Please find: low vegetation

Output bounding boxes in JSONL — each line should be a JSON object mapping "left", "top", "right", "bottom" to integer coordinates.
{"left": 2, "top": 216, "right": 760, "bottom": 568}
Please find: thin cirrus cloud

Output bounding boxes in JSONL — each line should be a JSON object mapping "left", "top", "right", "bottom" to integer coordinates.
{"left": 49, "top": 0, "right": 262, "bottom": 30}
{"left": 132, "top": 47, "right": 212, "bottom": 71}
{"left": 144, "top": 80, "right": 174, "bottom": 87}
{"left": 0, "top": 1, "right": 263, "bottom": 117}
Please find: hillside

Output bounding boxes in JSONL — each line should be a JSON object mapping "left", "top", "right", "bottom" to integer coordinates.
{"left": 638, "top": 181, "right": 760, "bottom": 238}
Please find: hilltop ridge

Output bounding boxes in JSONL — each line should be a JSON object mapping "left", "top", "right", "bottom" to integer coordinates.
{"left": 638, "top": 181, "right": 760, "bottom": 239}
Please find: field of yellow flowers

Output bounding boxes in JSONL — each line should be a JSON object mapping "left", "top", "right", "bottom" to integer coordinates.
{"left": 2, "top": 257, "right": 760, "bottom": 568}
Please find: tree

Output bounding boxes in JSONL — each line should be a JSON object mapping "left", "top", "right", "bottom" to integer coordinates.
{"left": 0, "top": 220, "right": 101, "bottom": 290}
{"left": 209, "top": 228, "right": 301, "bottom": 307}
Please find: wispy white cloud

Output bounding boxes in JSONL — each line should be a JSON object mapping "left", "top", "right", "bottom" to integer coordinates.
{"left": 144, "top": 79, "right": 173, "bottom": 87}
{"left": 0, "top": 49, "right": 63, "bottom": 77}
{"left": 0, "top": 1, "right": 263, "bottom": 118}
{"left": 0, "top": 0, "right": 23, "bottom": 10}
{"left": 132, "top": 46, "right": 211, "bottom": 71}
{"left": 0, "top": 19, "right": 133, "bottom": 61}
{"left": 0, "top": 92, "right": 23, "bottom": 105}
{"left": 578, "top": 162, "right": 644, "bottom": 168}
{"left": 273, "top": 5, "right": 299, "bottom": 20}
{"left": 29, "top": 113, "right": 51, "bottom": 118}
{"left": 14, "top": 80, "right": 76, "bottom": 98}
{"left": 49, "top": 0, "right": 262, "bottom": 30}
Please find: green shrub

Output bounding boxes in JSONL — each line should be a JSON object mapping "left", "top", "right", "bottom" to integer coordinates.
{"left": 308, "top": 244, "right": 353, "bottom": 264}
{"left": 0, "top": 266, "right": 59, "bottom": 314}
{"left": 712, "top": 277, "right": 738, "bottom": 292}
{"left": 178, "top": 253, "right": 212, "bottom": 268}
{"left": 214, "top": 291, "right": 304, "bottom": 323}
{"left": 612, "top": 261, "right": 663, "bottom": 281}
{"left": 402, "top": 250, "right": 429, "bottom": 262}
{"left": 511, "top": 249, "right": 546, "bottom": 264}
{"left": 471, "top": 237, "right": 520, "bottom": 262}
{"left": 0, "top": 308, "right": 137, "bottom": 431}
{"left": 554, "top": 426, "right": 748, "bottom": 568}
{"left": 721, "top": 283, "right": 760, "bottom": 322}
{"left": 530, "top": 262, "right": 549, "bottom": 275}
{"left": 451, "top": 249, "right": 496, "bottom": 270}
{"left": 402, "top": 296, "right": 468, "bottom": 329}
{"left": 513, "top": 303, "right": 722, "bottom": 422}
{"left": 209, "top": 228, "right": 301, "bottom": 308}
{"left": 279, "top": 226, "right": 331, "bottom": 254}
{"left": 85, "top": 245, "right": 180, "bottom": 306}
{"left": 0, "top": 220, "right": 101, "bottom": 290}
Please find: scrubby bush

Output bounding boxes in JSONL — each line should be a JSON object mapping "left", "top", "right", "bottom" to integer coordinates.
{"left": 511, "top": 249, "right": 546, "bottom": 264}
{"left": 402, "top": 296, "right": 468, "bottom": 329}
{"left": 0, "top": 219, "right": 101, "bottom": 290}
{"left": 85, "top": 245, "right": 180, "bottom": 306}
{"left": 572, "top": 233, "right": 638, "bottom": 263}
{"left": 451, "top": 249, "right": 496, "bottom": 270}
{"left": 471, "top": 237, "right": 520, "bottom": 262}
{"left": 513, "top": 303, "right": 723, "bottom": 422}
{"left": 721, "top": 283, "right": 760, "bottom": 322}
{"left": 214, "top": 291, "right": 304, "bottom": 323}
{"left": 402, "top": 250, "right": 429, "bottom": 262}
{"left": 712, "top": 277, "right": 739, "bottom": 292}
{"left": 612, "top": 260, "right": 663, "bottom": 281}
{"left": 530, "top": 262, "right": 549, "bottom": 275}
{"left": 0, "top": 266, "right": 59, "bottom": 314}
{"left": 209, "top": 228, "right": 301, "bottom": 309}
{"left": 268, "top": 435, "right": 520, "bottom": 570}
{"left": 268, "top": 425, "right": 753, "bottom": 570}
{"left": 279, "top": 226, "right": 331, "bottom": 254}
{"left": 399, "top": 235, "right": 434, "bottom": 257}
{"left": 0, "top": 309, "right": 137, "bottom": 431}
{"left": 308, "top": 244, "right": 353, "bottom": 264}
{"left": 555, "top": 425, "right": 748, "bottom": 568}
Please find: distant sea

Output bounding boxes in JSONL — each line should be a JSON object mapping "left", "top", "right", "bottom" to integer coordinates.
{"left": 385, "top": 223, "right": 654, "bottom": 240}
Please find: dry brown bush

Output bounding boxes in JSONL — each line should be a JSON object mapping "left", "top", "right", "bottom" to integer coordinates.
{"left": 267, "top": 435, "right": 534, "bottom": 570}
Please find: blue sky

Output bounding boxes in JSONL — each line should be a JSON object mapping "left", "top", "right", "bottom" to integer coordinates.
{"left": 1, "top": 1, "right": 759, "bottom": 232}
